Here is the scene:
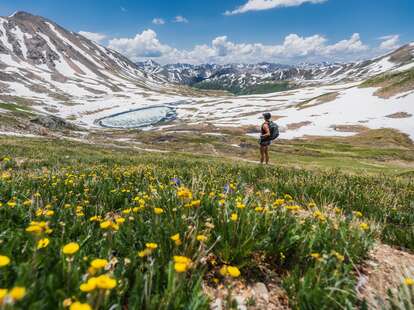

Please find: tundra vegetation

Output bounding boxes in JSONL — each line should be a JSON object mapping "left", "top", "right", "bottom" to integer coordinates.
{"left": 0, "top": 137, "right": 413, "bottom": 309}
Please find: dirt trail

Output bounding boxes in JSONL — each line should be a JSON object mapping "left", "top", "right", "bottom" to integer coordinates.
{"left": 204, "top": 279, "right": 290, "bottom": 310}
{"left": 357, "top": 243, "right": 414, "bottom": 308}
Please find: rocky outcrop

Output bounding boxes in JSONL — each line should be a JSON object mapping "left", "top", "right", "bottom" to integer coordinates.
{"left": 30, "top": 115, "right": 81, "bottom": 131}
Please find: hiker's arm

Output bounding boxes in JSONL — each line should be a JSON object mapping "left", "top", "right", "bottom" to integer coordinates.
{"left": 262, "top": 124, "right": 270, "bottom": 138}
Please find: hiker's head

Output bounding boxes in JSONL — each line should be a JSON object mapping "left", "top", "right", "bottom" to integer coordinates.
{"left": 263, "top": 113, "right": 271, "bottom": 121}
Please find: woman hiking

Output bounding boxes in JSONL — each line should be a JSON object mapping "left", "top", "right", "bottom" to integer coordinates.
{"left": 259, "top": 112, "right": 272, "bottom": 164}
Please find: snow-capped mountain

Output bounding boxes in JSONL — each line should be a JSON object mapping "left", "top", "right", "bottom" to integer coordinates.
{"left": 137, "top": 61, "right": 220, "bottom": 85}
{"left": 0, "top": 11, "right": 174, "bottom": 104}
{"left": 137, "top": 44, "right": 414, "bottom": 94}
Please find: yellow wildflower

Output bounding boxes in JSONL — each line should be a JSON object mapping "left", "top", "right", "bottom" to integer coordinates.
{"left": 154, "top": 208, "right": 164, "bottom": 214}
{"left": 313, "top": 211, "right": 326, "bottom": 221}
{"left": 170, "top": 234, "right": 182, "bottom": 246}
{"left": 9, "top": 287, "right": 26, "bottom": 301}
{"left": 146, "top": 243, "right": 158, "bottom": 250}
{"left": 89, "top": 216, "right": 102, "bottom": 222}
{"left": 196, "top": 235, "right": 208, "bottom": 242}
{"left": 404, "top": 278, "right": 414, "bottom": 286}
{"left": 23, "top": 200, "right": 32, "bottom": 206}
{"left": 236, "top": 202, "right": 245, "bottom": 209}
{"left": 285, "top": 205, "right": 301, "bottom": 212}
{"left": 95, "top": 274, "right": 117, "bottom": 290}
{"left": 138, "top": 249, "right": 151, "bottom": 257}
{"left": 62, "top": 298, "right": 72, "bottom": 307}
{"left": 0, "top": 255, "right": 10, "bottom": 267}
{"left": 190, "top": 200, "right": 201, "bottom": 208}
{"left": 273, "top": 199, "right": 285, "bottom": 207}
{"left": 359, "top": 223, "right": 369, "bottom": 231}
{"left": 354, "top": 211, "right": 363, "bottom": 218}
{"left": 310, "top": 253, "right": 321, "bottom": 260}
{"left": 90, "top": 259, "right": 108, "bottom": 269}
{"left": 7, "top": 201, "right": 16, "bottom": 208}
{"left": 220, "top": 265, "right": 241, "bottom": 278}
{"left": 173, "top": 256, "right": 192, "bottom": 273}
{"left": 100, "top": 220, "right": 119, "bottom": 231}
{"left": 100, "top": 221, "right": 111, "bottom": 229}
{"left": 227, "top": 266, "right": 241, "bottom": 277}
{"left": 62, "top": 242, "right": 80, "bottom": 255}
{"left": 230, "top": 213, "right": 238, "bottom": 221}
{"left": 80, "top": 278, "right": 97, "bottom": 292}
{"left": 37, "top": 238, "right": 50, "bottom": 250}
{"left": 115, "top": 218, "right": 125, "bottom": 224}
{"left": 177, "top": 187, "right": 192, "bottom": 200}
{"left": 332, "top": 251, "right": 345, "bottom": 262}
{"left": 70, "top": 302, "right": 92, "bottom": 310}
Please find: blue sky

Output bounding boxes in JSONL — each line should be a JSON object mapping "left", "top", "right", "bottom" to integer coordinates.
{"left": 1, "top": 0, "right": 413, "bottom": 64}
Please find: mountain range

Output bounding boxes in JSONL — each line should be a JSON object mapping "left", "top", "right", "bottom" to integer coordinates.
{"left": 137, "top": 45, "right": 414, "bottom": 95}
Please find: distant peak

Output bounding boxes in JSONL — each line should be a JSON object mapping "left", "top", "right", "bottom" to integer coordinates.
{"left": 8, "top": 11, "right": 36, "bottom": 19}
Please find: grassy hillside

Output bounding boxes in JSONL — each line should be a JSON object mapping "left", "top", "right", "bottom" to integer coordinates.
{"left": 94, "top": 127, "right": 414, "bottom": 176}
{"left": 0, "top": 137, "right": 413, "bottom": 309}
{"left": 193, "top": 80, "right": 292, "bottom": 95}
{"left": 361, "top": 67, "right": 414, "bottom": 98}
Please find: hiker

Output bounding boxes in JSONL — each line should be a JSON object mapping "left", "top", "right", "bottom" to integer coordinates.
{"left": 259, "top": 112, "right": 279, "bottom": 164}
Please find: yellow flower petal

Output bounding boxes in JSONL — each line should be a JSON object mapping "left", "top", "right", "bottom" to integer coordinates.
{"left": 62, "top": 242, "right": 80, "bottom": 255}
{"left": 0, "top": 255, "right": 10, "bottom": 267}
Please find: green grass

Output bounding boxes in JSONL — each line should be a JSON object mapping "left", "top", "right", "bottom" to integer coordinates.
{"left": 0, "top": 136, "right": 413, "bottom": 309}
{"left": 0, "top": 102, "right": 34, "bottom": 116}
{"left": 0, "top": 102, "right": 36, "bottom": 128}
{"left": 361, "top": 67, "right": 414, "bottom": 97}
{"left": 193, "top": 81, "right": 293, "bottom": 95}
{"left": 105, "top": 128, "right": 414, "bottom": 176}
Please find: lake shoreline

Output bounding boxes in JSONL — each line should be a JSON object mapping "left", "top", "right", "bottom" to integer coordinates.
{"left": 96, "top": 105, "right": 177, "bottom": 129}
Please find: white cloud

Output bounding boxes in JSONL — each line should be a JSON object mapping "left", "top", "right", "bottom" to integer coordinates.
{"left": 379, "top": 35, "right": 400, "bottom": 50}
{"left": 173, "top": 15, "right": 189, "bottom": 23}
{"left": 108, "top": 29, "right": 174, "bottom": 59}
{"left": 225, "top": 0, "right": 327, "bottom": 15}
{"left": 78, "top": 31, "right": 107, "bottom": 44}
{"left": 107, "top": 30, "right": 372, "bottom": 65}
{"left": 152, "top": 18, "right": 166, "bottom": 25}
{"left": 324, "top": 33, "right": 368, "bottom": 54}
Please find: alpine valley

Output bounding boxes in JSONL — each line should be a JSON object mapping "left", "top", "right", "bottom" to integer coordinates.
{"left": 0, "top": 11, "right": 414, "bottom": 145}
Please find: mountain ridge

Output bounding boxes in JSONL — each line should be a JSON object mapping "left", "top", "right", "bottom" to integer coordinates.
{"left": 0, "top": 10, "right": 174, "bottom": 104}
{"left": 137, "top": 44, "right": 414, "bottom": 94}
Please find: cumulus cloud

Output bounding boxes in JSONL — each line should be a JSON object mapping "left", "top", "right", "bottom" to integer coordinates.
{"left": 108, "top": 29, "right": 174, "bottom": 59}
{"left": 225, "top": 0, "right": 327, "bottom": 15}
{"left": 324, "top": 33, "right": 368, "bottom": 54}
{"left": 78, "top": 31, "right": 107, "bottom": 44}
{"left": 152, "top": 18, "right": 165, "bottom": 25}
{"left": 107, "top": 30, "right": 372, "bottom": 65}
{"left": 173, "top": 16, "right": 189, "bottom": 23}
{"left": 379, "top": 35, "right": 400, "bottom": 50}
